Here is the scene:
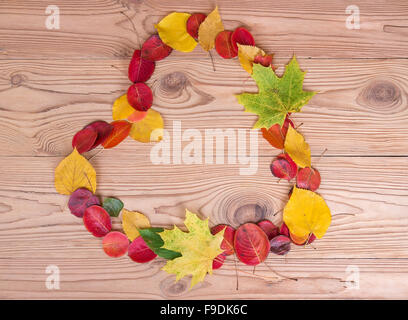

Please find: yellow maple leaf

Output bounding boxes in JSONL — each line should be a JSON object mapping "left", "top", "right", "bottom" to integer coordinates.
{"left": 237, "top": 44, "right": 265, "bottom": 74}
{"left": 284, "top": 125, "right": 311, "bottom": 168}
{"left": 54, "top": 148, "right": 96, "bottom": 195}
{"left": 122, "top": 209, "right": 151, "bottom": 241}
{"left": 160, "top": 209, "right": 224, "bottom": 288}
{"left": 283, "top": 186, "right": 331, "bottom": 239}
{"left": 128, "top": 108, "right": 163, "bottom": 143}
{"left": 155, "top": 12, "right": 197, "bottom": 53}
{"left": 112, "top": 94, "right": 135, "bottom": 121}
{"left": 198, "top": 6, "right": 224, "bottom": 51}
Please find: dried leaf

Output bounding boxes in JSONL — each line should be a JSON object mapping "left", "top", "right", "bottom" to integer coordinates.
{"left": 102, "top": 197, "right": 124, "bottom": 217}
{"left": 186, "top": 13, "right": 206, "bottom": 39}
{"left": 237, "top": 44, "right": 265, "bottom": 74}
{"left": 270, "top": 152, "right": 298, "bottom": 181}
{"left": 257, "top": 220, "right": 279, "bottom": 241}
{"left": 102, "top": 231, "right": 129, "bottom": 257}
{"left": 129, "top": 108, "right": 164, "bottom": 143}
{"left": 139, "top": 228, "right": 182, "bottom": 260}
{"left": 234, "top": 223, "right": 270, "bottom": 266}
{"left": 54, "top": 148, "right": 96, "bottom": 195}
{"left": 127, "top": 83, "right": 153, "bottom": 112}
{"left": 128, "top": 49, "right": 155, "bottom": 83}
{"left": 68, "top": 188, "right": 100, "bottom": 218}
{"left": 215, "top": 30, "right": 237, "bottom": 59}
{"left": 122, "top": 209, "right": 151, "bottom": 241}
{"left": 231, "top": 27, "right": 255, "bottom": 52}
{"left": 83, "top": 205, "right": 112, "bottom": 237}
{"left": 297, "top": 167, "right": 321, "bottom": 191}
{"left": 160, "top": 209, "right": 224, "bottom": 288}
{"left": 112, "top": 94, "right": 135, "bottom": 121}
{"left": 128, "top": 236, "right": 157, "bottom": 263}
{"left": 141, "top": 35, "right": 172, "bottom": 61}
{"left": 155, "top": 12, "right": 197, "bottom": 52}
{"left": 85, "top": 121, "right": 113, "bottom": 148}
{"left": 211, "top": 224, "right": 235, "bottom": 255}
{"left": 102, "top": 120, "right": 132, "bottom": 149}
{"left": 198, "top": 6, "right": 224, "bottom": 51}
{"left": 236, "top": 56, "right": 316, "bottom": 128}
{"left": 72, "top": 127, "right": 97, "bottom": 154}
{"left": 261, "top": 116, "right": 294, "bottom": 149}
{"left": 283, "top": 186, "right": 331, "bottom": 239}
{"left": 284, "top": 126, "right": 311, "bottom": 168}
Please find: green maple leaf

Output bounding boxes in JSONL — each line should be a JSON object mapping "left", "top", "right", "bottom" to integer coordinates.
{"left": 236, "top": 56, "right": 316, "bottom": 129}
{"left": 160, "top": 209, "right": 224, "bottom": 289}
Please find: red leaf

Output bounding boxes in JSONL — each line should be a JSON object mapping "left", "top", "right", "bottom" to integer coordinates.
{"left": 127, "top": 110, "right": 148, "bottom": 123}
{"left": 257, "top": 220, "right": 279, "bottom": 240}
{"left": 141, "top": 35, "right": 172, "bottom": 61}
{"left": 269, "top": 235, "right": 291, "bottom": 255}
{"left": 186, "top": 13, "right": 207, "bottom": 39}
{"left": 261, "top": 116, "right": 294, "bottom": 149}
{"left": 128, "top": 236, "right": 157, "bottom": 263}
{"left": 296, "top": 167, "right": 321, "bottom": 191}
{"left": 128, "top": 49, "right": 155, "bottom": 83}
{"left": 68, "top": 188, "right": 100, "bottom": 218}
{"left": 83, "top": 205, "right": 112, "bottom": 237}
{"left": 231, "top": 27, "right": 255, "bottom": 52}
{"left": 85, "top": 120, "right": 113, "bottom": 148}
{"left": 254, "top": 54, "right": 276, "bottom": 71}
{"left": 102, "top": 120, "right": 131, "bottom": 149}
{"left": 211, "top": 224, "right": 236, "bottom": 255}
{"left": 270, "top": 153, "right": 298, "bottom": 180}
{"left": 72, "top": 127, "right": 97, "bottom": 154}
{"left": 215, "top": 30, "right": 237, "bottom": 59}
{"left": 212, "top": 253, "right": 226, "bottom": 270}
{"left": 127, "top": 83, "right": 153, "bottom": 112}
{"left": 279, "top": 223, "right": 290, "bottom": 237}
{"left": 234, "top": 223, "right": 270, "bottom": 266}
{"left": 102, "top": 231, "right": 129, "bottom": 257}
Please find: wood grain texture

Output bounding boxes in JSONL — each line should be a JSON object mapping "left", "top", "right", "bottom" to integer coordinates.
{"left": 0, "top": 0, "right": 407, "bottom": 300}
{"left": 1, "top": 57, "right": 408, "bottom": 156}
{"left": 0, "top": 0, "right": 408, "bottom": 59}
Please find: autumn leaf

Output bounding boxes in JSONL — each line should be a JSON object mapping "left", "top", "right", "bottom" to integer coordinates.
{"left": 284, "top": 126, "right": 311, "bottom": 168}
{"left": 198, "top": 6, "right": 224, "bottom": 51}
{"left": 160, "top": 209, "right": 224, "bottom": 288}
{"left": 102, "top": 197, "right": 124, "bottom": 217}
{"left": 283, "top": 186, "right": 331, "bottom": 239}
{"left": 112, "top": 94, "right": 136, "bottom": 121}
{"left": 129, "top": 108, "right": 164, "bottom": 143}
{"left": 236, "top": 56, "right": 316, "bottom": 128}
{"left": 102, "top": 120, "right": 132, "bottom": 149}
{"left": 237, "top": 44, "right": 265, "bottom": 74}
{"left": 139, "top": 228, "right": 182, "bottom": 260}
{"left": 54, "top": 148, "right": 96, "bottom": 195}
{"left": 122, "top": 209, "right": 151, "bottom": 241}
{"left": 155, "top": 12, "right": 197, "bottom": 53}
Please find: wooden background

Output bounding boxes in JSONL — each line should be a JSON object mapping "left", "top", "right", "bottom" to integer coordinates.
{"left": 0, "top": 0, "right": 407, "bottom": 299}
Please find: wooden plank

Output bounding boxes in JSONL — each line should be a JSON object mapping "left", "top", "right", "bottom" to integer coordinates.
{"left": 0, "top": 156, "right": 407, "bottom": 299}
{"left": 0, "top": 0, "right": 408, "bottom": 59}
{"left": 0, "top": 156, "right": 407, "bottom": 259}
{"left": 0, "top": 57, "right": 407, "bottom": 156}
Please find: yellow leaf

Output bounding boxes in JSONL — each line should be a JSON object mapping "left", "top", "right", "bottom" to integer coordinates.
{"left": 283, "top": 186, "right": 331, "bottom": 239}
{"left": 198, "top": 6, "right": 224, "bottom": 51}
{"left": 129, "top": 108, "right": 164, "bottom": 143}
{"left": 160, "top": 209, "right": 224, "bottom": 288}
{"left": 54, "top": 148, "right": 96, "bottom": 195}
{"left": 284, "top": 125, "right": 311, "bottom": 168}
{"left": 238, "top": 44, "right": 265, "bottom": 74}
{"left": 122, "top": 209, "right": 151, "bottom": 241}
{"left": 112, "top": 94, "right": 135, "bottom": 121}
{"left": 155, "top": 12, "right": 197, "bottom": 53}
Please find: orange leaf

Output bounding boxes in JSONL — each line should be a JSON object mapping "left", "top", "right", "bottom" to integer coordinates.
{"left": 102, "top": 120, "right": 131, "bottom": 149}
